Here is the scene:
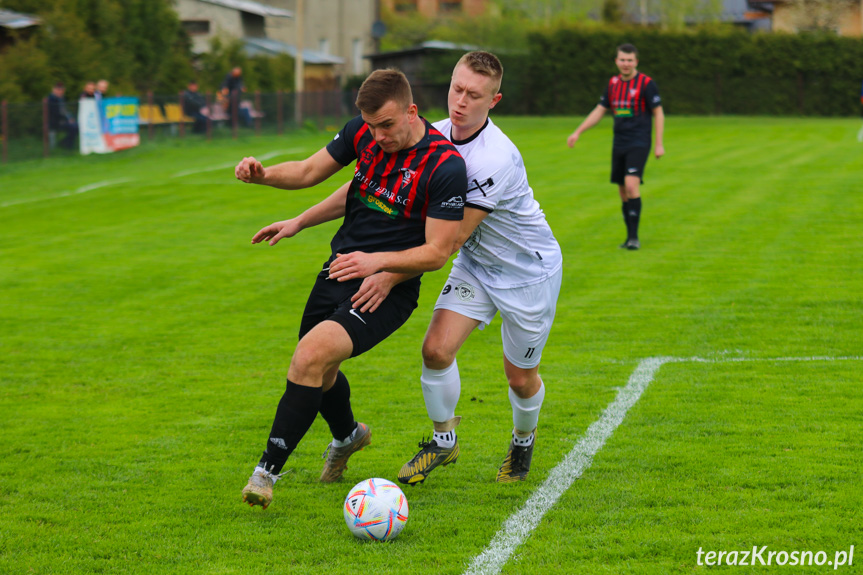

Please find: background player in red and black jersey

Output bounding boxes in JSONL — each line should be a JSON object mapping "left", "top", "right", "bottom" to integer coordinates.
{"left": 233, "top": 69, "right": 467, "bottom": 509}
{"left": 567, "top": 43, "right": 665, "bottom": 250}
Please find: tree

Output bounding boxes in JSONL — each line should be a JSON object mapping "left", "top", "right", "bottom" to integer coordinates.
{"left": 0, "top": 0, "right": 194, "bottom": 99}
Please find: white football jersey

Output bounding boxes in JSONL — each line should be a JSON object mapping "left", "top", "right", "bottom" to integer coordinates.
{"left": 434, "top": 117, "right": 562, "bottom": 288}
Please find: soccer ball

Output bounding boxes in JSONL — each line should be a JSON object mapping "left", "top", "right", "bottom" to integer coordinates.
{"left": 343, "top": 478, "right": 409, "bottom": 541}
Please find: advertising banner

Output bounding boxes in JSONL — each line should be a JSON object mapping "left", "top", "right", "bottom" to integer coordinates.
{"left": 104, "top": 97, "right": 140, "bottom": 151}
{"left": 78, "top": 96, "right": 140, "bottom": 155}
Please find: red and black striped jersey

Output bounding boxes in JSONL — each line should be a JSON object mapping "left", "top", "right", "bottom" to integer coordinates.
{"left": 599, "top": 73, "right": 662, "bottom": 149}
{"left": 325, "top": 115, "right": 466, "bottom": 259}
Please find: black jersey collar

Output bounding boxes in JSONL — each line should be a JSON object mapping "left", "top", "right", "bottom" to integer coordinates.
{"left": 450, "top": 117, "right": 489, "bottom": 146}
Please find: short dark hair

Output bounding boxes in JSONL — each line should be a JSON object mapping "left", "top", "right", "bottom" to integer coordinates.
{"left": 617, "top": 43, "right": 638, "bottom": 56}
{"left": 53, "top": 81, "right": 65, "bottom": 89}
{"left": 355, "top": 69, "right": 413, "bottom": 114}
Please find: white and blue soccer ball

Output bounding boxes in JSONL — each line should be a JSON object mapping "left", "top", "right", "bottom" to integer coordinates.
{"left": 343, "top": 478, "right": 409, "bottom": 541}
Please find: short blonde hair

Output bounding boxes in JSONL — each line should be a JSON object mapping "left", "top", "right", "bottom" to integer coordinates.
{"left": 455, "top": 51, "right": 503, "bottom": 95}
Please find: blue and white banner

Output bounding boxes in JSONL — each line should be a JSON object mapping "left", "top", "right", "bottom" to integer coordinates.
{"left": 78, "top": 96, "right": 140, "bottom": 155}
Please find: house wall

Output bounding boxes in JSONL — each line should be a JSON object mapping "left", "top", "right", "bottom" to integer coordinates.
{"left": 175, "top": 0, "right": 246, "bottom": 53}
{"left": 382, "top": 0, "right": 489, "bottom": 18}
{"left": 770, "top": 1, "right": 862, "bottom": 36}
{"left": 266, "top": 0, "right": 377, "bottom": 78}
{"left": 175, "top": 0, "right": 377, "bottom": 80}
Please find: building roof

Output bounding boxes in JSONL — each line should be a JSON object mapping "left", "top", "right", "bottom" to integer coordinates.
{"left": 243, "top": 37, "right": 344, "bottom": 64}
{"left": 197, "top": 0, "right": 292, "bottom": 18}
{"left": 370, "top": 40, "right": 480, "bottom": 59}
{"left": 0, "top": 9, "right": 41, "bottom": 30}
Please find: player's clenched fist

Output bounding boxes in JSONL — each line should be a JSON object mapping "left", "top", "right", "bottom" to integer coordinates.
{"left": 235, "top": 156, "right": 266, "bottom": 184}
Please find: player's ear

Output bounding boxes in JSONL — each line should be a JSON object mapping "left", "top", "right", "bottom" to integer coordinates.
{"left": 490, "top": 92, "right": 503, "bottom": 109}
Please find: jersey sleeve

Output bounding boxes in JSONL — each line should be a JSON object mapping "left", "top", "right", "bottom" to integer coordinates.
{"left": 325, "top": 115, "right": 365, "bottom": 166}
{"left": 599, "top": 84, "right": 611, "bottom": 108}
{"left": 463, "top": 150, "right": 514, "bottom": 213}
{"left": 645, "top": 79, "right": 662, "bottom": 109}
{"left": 425, "top": 153, "right": 467, "bottom": 221}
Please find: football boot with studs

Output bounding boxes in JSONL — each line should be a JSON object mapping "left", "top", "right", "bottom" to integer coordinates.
{"left": 496, "top": 432, "right": 535, "bottom": 483}
{"left": 320, "top": 422, "right": 371, "bottom": 483}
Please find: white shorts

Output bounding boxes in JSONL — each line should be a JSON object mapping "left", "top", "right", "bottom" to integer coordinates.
{"left": 433, "top": 264, "right": 563, "bottom": 369}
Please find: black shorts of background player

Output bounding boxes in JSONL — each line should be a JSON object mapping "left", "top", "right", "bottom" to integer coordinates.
{"left": 567, "top": 43, "right": 665, "bottom": 250}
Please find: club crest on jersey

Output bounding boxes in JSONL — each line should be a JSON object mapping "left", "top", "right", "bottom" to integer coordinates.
{"left": 399, "top": 167, "right": 416, "bottom": 185}
{"left": 629, "top": 88, "right": 638, "bottom": 96}
{"left": 455, "top": 282, "right": 475, "bottom": 301}
{"left": 360, "top": 148, "right": 375, "bottom": 166}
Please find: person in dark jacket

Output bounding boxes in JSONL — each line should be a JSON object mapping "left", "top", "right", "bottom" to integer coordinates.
{"left": 47, "top": 82, "right": 78, "bottom": 149}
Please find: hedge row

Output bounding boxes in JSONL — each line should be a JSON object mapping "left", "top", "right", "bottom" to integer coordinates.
{"left": 500, "top": 27, "right": 863, "bottom": 116}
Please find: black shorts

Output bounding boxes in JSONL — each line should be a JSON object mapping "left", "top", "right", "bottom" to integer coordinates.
{"left": 610, "top": 146, "right": 650, "bottom": 185}
{"left": 298, "top": 264, "right": 421, "bottom": 358}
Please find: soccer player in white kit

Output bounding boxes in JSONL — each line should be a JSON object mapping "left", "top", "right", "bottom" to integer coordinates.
{"left": 397, "top": 51, "right": 563, "bottom": 484}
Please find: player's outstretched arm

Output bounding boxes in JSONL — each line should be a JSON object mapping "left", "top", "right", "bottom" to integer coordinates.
{"left": 235, "top": 147, "right": 343, "bottom": 189}
{"left": 251, "top": 181, "right": 350, "bottom": 246}
{"left": 653, "top": 106, "right": 665, "bottom": 159}
{"left": 567, "top": 105, "right": 607, "bottom": 148}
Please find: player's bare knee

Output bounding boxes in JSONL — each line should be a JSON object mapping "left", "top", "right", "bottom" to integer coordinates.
{"left": 507, "top": 375, "right": 532, "bottom": 396}
{"left": 421, "top": 341, "right": 455, "bottom": 370}
{"left": 289, "top": 343, "right": 331, "bottom": 382}
{"left": 506, "top": 370, "right": 542, "bottom": 399}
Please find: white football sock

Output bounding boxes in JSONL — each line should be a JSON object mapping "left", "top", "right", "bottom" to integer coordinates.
{"left": 330, "top": 423, "right": 358, "bottom": 448}
{"left": 512, "top": 430, "right": 535, "bottom": 447}
{"left": 509, "top": 381, "right": 545, "bottom": 436}
{"left": 421, "top": 359, "right": 461, "bottom": 423}
{"left": 432, "top": 429, "right": 457, "bottom": 448}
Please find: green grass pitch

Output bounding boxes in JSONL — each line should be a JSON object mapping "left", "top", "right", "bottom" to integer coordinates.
{"left": 1, "top": 116, "right": 861, "bottom": 574}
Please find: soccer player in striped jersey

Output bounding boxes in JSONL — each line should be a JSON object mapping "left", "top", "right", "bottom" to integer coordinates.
{"left": 234, "top": 69, "right": 466, "bottom": 509}
{"left": 395, "top": 51, "right": 564, "bottom": 485}
{"left": 567, "top": 43, "right": 665, "bottom": 250}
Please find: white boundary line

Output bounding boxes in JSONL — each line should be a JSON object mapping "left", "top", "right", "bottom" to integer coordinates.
{"left": 0, "top": 148, "right": 305, "bottom": 208}
{"left": 462, "top": 355, "right": 862, "bottom": 575}
{"left": 0, "top": 179, "right": 133, "bottom": 208}
{"left": 169, "top": 148, "right": 302, "bottom": 178}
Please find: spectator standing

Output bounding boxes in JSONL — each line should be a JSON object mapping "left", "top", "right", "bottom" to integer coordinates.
{"left": 47, "top": 82, "right": 79, "bottom": 149}
{"left": 220, "top": 66, "right": 249, "bottom": 126}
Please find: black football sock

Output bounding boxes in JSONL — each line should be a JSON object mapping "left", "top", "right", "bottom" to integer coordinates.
{"left": 318, "top": 370, "right": 357, "bottom": 442}
{"left": 621, "top": 200, "right": 630, "bottom": 233}
{"left": 627, "top": 197, "right": 642, "bottom": 240}
{"left": 258, "top": 379, "right": 322, "bottom": 474}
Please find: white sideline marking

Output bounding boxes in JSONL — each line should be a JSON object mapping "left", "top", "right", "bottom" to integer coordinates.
{"left": 463, "top": 354, "right": 863, "bottom": 575}
{"left": 463, "top": 356, "right": 672, "bottom": 575}
{"left": 170, "top": 148, "right": 304, "bottom": 178}
{"left": 0, "top": 179, "right": 132, "bottom": 208}
{"left": 678, "top": 355, "right": 863, "bottom": 364}
{"left": 1, "top": 148, "right": 305, "bottom": 208}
